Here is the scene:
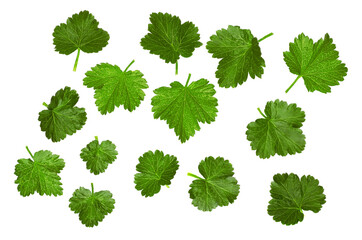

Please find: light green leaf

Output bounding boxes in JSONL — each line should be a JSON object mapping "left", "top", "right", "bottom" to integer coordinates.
{"left": 151, "top": 74, "right": 218, "bottom": 143}
{"left": 14, "top": 146, "right": 65, "bottom": 197}
{"left": 284, "top": 33, "right": 348, "bottom": 93}
{"left": 84, "top": 61, "right": 148, "bottom": 114}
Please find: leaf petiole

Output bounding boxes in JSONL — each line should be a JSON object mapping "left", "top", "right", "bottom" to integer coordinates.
{"left": 125, "top": 59, "right": 135, "bottom": 72}
{"left": 258, "top": 32, "right": 274, "bottom": 42}
{"left": 25, "top": 146, "right": 34, "bottom": 160}
{"left": 91, "top": 183, "right": 94, "bottom": 194}
{"left": 175, "top": 61, "right": 178, "bottom": 75}
{"left": 73, "top": 48, "right": 81, "bottom": 72}
{"left": 187, "top": 172, "right": 203, "bottom": 180}
{"left": 166, "top": 185, "right": 170, "bottom": 188}
{"left": 95, "top": 136, "right": 98, "bottom": 141}
{"left": 257, "top": 108, "right": 267, "bottom": 118}
{"left": 185, "top": 73, "right": 191, "bottom": 87}
{"left": 285, "top": 75, "right": 302, "bottom": 93}
{"left": 42, "top": 102, "right": 49, "bottom": 107}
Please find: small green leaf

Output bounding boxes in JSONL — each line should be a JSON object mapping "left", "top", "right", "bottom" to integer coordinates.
{"left": 268, "top": 173, "right": 326, "bottom": 225}
{"left": 38, "top": 86, "right": 87, "bottom": 142}
{"left": 69, "top": 183, "right": 115, "bottom": 227}
{"left": 80, "top": 136, "right": 118, "bottom": 175}
{"left": 188, "top": 156, "right": 240, "bottom": 211}
{"left": 284, "top": 33, "right": 348, "bottom": 93}
{"left": 53, "top": 10, "right": 110, "bottom": 71}
{"left": 14, "top": 146, "right": 65, "bottom": 197}
{"left": 134, "top": 150, "right": 179, "bottom": 197}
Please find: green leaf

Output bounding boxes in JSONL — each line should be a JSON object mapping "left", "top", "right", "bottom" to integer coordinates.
{"left": 246, "top": 99, "right": 306, "bottom": 159}
{"left": 140, "top": 12, "right": 202, "bottom": 74}
{"left": 188, "top": 157, "right": 240, "bottom": 211}
{"left": 134, "top": 150, "right": 179, "bottom": 197}
{"left": 151, "top": 74, "right": 218, "bottom": 143}
{"left": 268, "top": 173, "right": 326, "bottom": 225}
{"left": 284, "top": 33, "right": 348, "bottom": 93}
{"left": 69, "top": 183, "right": 115, "bottom": 227}
{"left": 38, "top": 86, "right": 87, "bottom": 142}
{"left": 53, "top": 10, "right": 110, "bottom": 71}
{"left": 14, "top": 146, "right": 65, "bottom": 197}
{"left": 206, "top": 26, "right": 273, "bottom": 88}
{"left": 84, "top": 60, "right": 148, "bottom": 114}
{"left": 80, "top": 136, "right": 118, "bottom": 175}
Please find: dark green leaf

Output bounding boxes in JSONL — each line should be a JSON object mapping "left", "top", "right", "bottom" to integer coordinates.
{"left": 188, "top": 156, "right": 240, "bottom": 211}
{"left": 38, "top": 87, "right": 87, "bottom": 142}
{"left": 268, "top": 173, "right": 326, "bottom": 225}
{"left": 207, "top": 26, "right": 272, "bottom": 88}
{"left": 246, "top": 100, "right": 305, "bottom": 159}
{"left": 53, "top": 10, "right": 110, "bottom": 71}
{"left": 140, "top": 12, "right": 202, "bottom": 74}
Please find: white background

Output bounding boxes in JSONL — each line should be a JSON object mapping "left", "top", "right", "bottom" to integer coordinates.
{"left": 1, "top": 0, "right": 361, "bottom": 239}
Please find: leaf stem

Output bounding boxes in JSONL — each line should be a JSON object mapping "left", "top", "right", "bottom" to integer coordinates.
{"left": 285, "top": 75, "right": 302, "bottom": 93}
{"left": 95, "top": 136, "right": 98, "bottom": 141}
{"left": 25, "top": 146, "right": 34, "bottom": 159}
{"left": 42, "top": 102, "right": 48, "bottom": 107}
{"left": 258, "top": 32, "right": 274, "bottom": 42}
{"left": 73, "top": 48, "right": 81, "bottom": 72}
{"left": 187, "top": 172, "right": 203, "bottom": 180}
{"left": 91, "top": 183, "right": 94, "bottom": 194}
{"left": 175, "top": 61, "right": 178, "bottom": 75}
{"left": 125, "top": 59, "right": 135, "bottom": 72}
{"left": 257, "top": 108, "right": 267, "bottom": 118}
{"left": 166, "top": 185, "right": 170, "bottom": 188}
{"left": 185, "top": 73, "right": 191, "bottom": 87}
